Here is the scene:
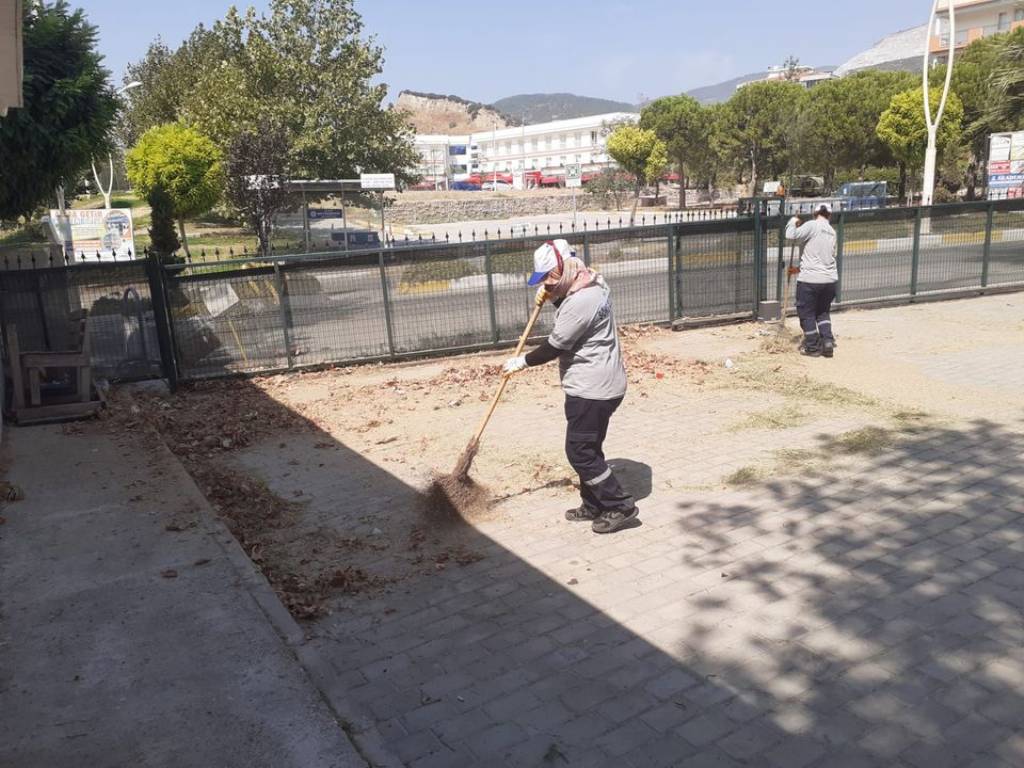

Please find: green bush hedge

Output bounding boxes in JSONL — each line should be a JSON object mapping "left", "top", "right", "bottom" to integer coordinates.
{"left": 400, "top": 258, "right": 480, "bottom": 285}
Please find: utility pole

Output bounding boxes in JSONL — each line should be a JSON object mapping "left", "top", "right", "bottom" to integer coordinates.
{"left": 922, "top": 0, "right": 956, "bottom": 208}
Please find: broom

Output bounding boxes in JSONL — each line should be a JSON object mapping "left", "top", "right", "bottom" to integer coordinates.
{"left": 425, "top": 298, "right": 547, "bottom": 518}
{"left": 452, "top": 298, "right": 546, "bottom": 479}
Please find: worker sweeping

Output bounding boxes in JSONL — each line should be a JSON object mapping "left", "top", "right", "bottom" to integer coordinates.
{"left": 785, "top": 203, "right": 839, "bottom": 357}
{"left": 502, "top": 239, "right": 638, "bottom": 534}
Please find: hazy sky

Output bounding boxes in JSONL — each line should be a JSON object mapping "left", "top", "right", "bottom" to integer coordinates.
{"left": 82, "top": 0, "right": 928, "bottom": 104}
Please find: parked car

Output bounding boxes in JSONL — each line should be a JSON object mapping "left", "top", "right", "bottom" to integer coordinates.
{"left": 329, "top": 229, "right": 381, "bottom": 248}
{"left": 836, "top": 181, "right": 888, "bottom": 210}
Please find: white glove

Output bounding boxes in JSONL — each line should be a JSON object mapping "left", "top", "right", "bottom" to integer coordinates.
{"left": 502, "top": 356, "right": 528, "bottom": 375}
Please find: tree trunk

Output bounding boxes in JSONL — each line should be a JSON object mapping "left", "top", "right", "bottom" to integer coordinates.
{"left": 966, "top": 159, "right": 978, "bottom": 202}
{"left": 749, "top": 150, "right": 758, "bottom": 198}
{"left": 177, "top": 218, "right": 191, "bottom": 258}
{"left": 257, "top": 218, "right": 271, "bottom": 256}
{"left": 630, "top": 178, "right": 641, "bottom": 226}
{"left": 677, "top": 154, "right": 687, "bottom": 210}
{"left": 897, "top": 162, "right": 907, "bottom": 204}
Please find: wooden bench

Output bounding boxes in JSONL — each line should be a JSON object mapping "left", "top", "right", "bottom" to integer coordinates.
{"left": 6, "top": 310, "right": 99, "bottom": 422}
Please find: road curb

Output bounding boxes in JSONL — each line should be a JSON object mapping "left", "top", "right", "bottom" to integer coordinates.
{"left": 135, "top": 400, "right": 403, "bottom": 768}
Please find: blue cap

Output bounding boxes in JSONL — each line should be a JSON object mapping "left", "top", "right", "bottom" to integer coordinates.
{"left": 527, "top": 270, "right": 550, "bottom": 286}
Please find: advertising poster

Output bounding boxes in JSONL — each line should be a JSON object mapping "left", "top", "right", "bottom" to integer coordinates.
{"left": 49, "top": 208, "right": 136, "bottom": 260}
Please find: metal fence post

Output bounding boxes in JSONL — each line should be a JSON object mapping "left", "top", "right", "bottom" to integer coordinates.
{"left": 751, "top": 201, "right": 763, "bottom": 317}
{"left": 981, "top": 203, "right": 994, "bottom": 289}
{"left": 775, "top": 214, "right": 786, "bottom": 302}
{"left": 835, "top": 211, "right": 846, "bottom": 303}
{"left": 910, "top": 205, "right": 922, "bottom": 298}
{"left": 145, "top": 254, "right": 179, "bottom": 391}
{"left": 377, "top": 248, "right": 397, "bottom": 358}
{"left": 666, "top": 223, "right": 676, "bottom": 322}
{"left": 484, "top": 242, "right": 499, "bottom": 345}
{"left": 582, "top": 231, "right": 591, "bottom": 267}
{"left": 274, "top": 262, "right": 294, "bottom": 369}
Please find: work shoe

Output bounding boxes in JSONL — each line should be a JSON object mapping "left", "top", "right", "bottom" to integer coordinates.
{"left": 822, "top": 340, "right": 835, "bottom": 358}
{"left": 592, "top": 506, "right": 639, "bottom": 534}
{"left": 799, "top": 345, "right": 822, "bottom": 357}
{"left": 565, "top": 504, "right": 600, "bottom": 522}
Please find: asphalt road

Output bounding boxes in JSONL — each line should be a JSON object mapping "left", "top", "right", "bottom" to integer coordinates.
{"left": 163, "top": 239, "right": 1023, "bottom": 377}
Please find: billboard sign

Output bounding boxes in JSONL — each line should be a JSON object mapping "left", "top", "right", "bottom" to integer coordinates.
{"left": 49, "top": 208, "right": 136, "bottom": 260}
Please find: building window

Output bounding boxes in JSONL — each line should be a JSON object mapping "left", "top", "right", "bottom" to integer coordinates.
{"left": 590, "top": 130, "right": 598, "bottom": 145}
{"left": 999, "top": 12, "right": 1009, "bottom": 30}
{"left": 575, "top": 154, "right": 582, "bottom": 163}
{"left": 1017, "top": 8, "right": 1024, "bottom": 21}
{"left": 531, "top": 159, "right": 538, "bottom": 169}
{"left": 559, "top": 156, "right": 566, "bottom": 165}
{"left": 531, "top": 139, "right": 538, "bottom": 151}
{"left": 560, "top": 135, "right": 566, "bottom": 149}
{"left": 546, "top": 157, "right": 552, "bottom": 166}
{"left": 545, "top": 138, "right": 552, "bottom": 150}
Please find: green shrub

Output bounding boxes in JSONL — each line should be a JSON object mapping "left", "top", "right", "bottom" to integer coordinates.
{"left": 400, "top": 258, "right": 479, "bottom": 285}
{"left": 489, "top": 250, "right": 532, "bottom": 276}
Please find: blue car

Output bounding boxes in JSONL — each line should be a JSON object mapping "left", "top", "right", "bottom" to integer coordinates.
{"left": 329, "top": 229, "right": 381, "bottom": 248}
{"left": 836, "top": 181, "right": 888, "bottom": 211}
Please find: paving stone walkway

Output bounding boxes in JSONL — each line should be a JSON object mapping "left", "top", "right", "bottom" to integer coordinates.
{"left": 297, "top": 295, "right": 1024, "bottom": 766}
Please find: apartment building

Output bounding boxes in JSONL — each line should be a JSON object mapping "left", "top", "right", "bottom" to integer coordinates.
{"left": 932, "top": 0, "right": 1024, "bottom": 60}
{"left": 738, "top": 64, "right": 835, "bottom": 90}
{"left": 413, "top": 112, "right": 639, "bottom": 188}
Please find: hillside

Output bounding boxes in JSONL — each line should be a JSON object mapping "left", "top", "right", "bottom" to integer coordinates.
{"left": 396, "top": 91, "right": 516, "bottom": 134}
{"left": 685, "top": 67, "right": 837, "bottom": 104}
{"left": 492, "top": 93, "right": 636, "bottom": 123}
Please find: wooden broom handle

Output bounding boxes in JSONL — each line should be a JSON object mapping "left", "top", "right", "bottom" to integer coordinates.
{"left": 471, "top": 300, "right": 545, "bottom": 444}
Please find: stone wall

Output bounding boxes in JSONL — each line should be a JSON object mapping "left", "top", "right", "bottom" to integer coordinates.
{"left": 384, "top": 193, "right": 611, "bottom": 225}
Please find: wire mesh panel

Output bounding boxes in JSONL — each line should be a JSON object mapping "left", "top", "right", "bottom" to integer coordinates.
{"left": 989, "top": 204, "right": 1024, "bottom": 287}
{"left": 765, "top": 218, "right": 788, "bottom": 304}
{"left": 587, "top": 228, "right": 671, "bottom": 325}
{"left": 488, "top": 238, "right": 556, "bottom": 344}
{"left": 279, "top": 252, "right": 392, "bottom": 366}
{"left": 916, "top": 205, "right": 988, "bottom": 294}
{"left": 167, "top": 264, "right": 289, "bottom": 378}
{"left": 0, "top": 261, "right": 162, "bottom": 380}
{"left": 837, "top": 207, "right": 917, "bottom": 303}
{"left": 673, "top": 218, "right": 757, "bottom": 318}
{"left": 383, "top": 242, "right": 496, "bottom": 354}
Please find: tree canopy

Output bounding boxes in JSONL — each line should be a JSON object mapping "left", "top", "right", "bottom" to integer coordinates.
{"left": 0, "top": 1, "right": 118, "bottom": 221}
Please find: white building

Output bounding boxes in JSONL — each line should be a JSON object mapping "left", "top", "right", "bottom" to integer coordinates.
{"left": 413, "top": 112, "right": 639, "bottom": 188}
{"left": 413, "top": 134, "right": 473, "bottom": 189}
{"left": 932, "top": 0, "right": 1024, "bottom": 62}
{"left": 737, "top": 64, "right": 835, "bottom": 91}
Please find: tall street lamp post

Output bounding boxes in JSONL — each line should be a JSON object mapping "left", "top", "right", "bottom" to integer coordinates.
{"left": 921, "top": 0, "right": 956, "bottom": 207}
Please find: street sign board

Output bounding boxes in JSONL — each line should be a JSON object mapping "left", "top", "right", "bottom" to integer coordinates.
{"left": 360, "top": 173, "right": 396, "bottom": 190}
{"left": 988, "top": 132, "right": 1024, "bottom": 199}
{"left": 49, "top": 208, "right": 135, "bottom": 260}
{"left": 565, "top": 163, "right": 582, "bottom": 189}
{"left": 307, "top": 208, "right": 345, "bottom": 220}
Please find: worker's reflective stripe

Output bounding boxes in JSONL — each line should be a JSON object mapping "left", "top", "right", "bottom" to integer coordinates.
{"left": 585, "top": 468, "right": 612, "bottom": 486}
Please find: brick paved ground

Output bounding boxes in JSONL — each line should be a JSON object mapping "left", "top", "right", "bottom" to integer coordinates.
{"left": 270, "top": 294, "right": 1024, "bottom": 766}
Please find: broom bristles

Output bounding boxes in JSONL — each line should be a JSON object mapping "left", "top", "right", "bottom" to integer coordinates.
{"left": 451, "top": 437, "right": 480, "bottom": 480}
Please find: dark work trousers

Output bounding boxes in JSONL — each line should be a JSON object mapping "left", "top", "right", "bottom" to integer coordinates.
{"left": 564, "top": 395, "right": 635, "bottom": 514}
{"left": 795, "top": 281, "right": 837, "bottom": 351}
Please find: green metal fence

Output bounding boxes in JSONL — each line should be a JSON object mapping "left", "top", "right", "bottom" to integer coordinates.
{"left": 3, "top": 198, "right": 1024, "bottom": 387}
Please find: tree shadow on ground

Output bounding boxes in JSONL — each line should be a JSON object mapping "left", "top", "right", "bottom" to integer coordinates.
{"left": 136, "top": 375, "right": 1024, "bottom": 768}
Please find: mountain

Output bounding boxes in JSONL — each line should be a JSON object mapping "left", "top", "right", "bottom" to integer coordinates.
{"left": 685, "top": 72, "right": 770, "bottom": 104}
{"left": 685, "top": 67, "right": 837, "bottom": 104}
{"left": 492, "top": 93, "right": 637, "bottom": 124}
{"left": 396, "top": 91, "right": 517, "bottom": 134}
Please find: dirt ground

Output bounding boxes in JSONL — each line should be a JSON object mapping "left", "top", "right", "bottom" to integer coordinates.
{"left": 110, "top": 291, "right": 1024, "bottom": 620}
